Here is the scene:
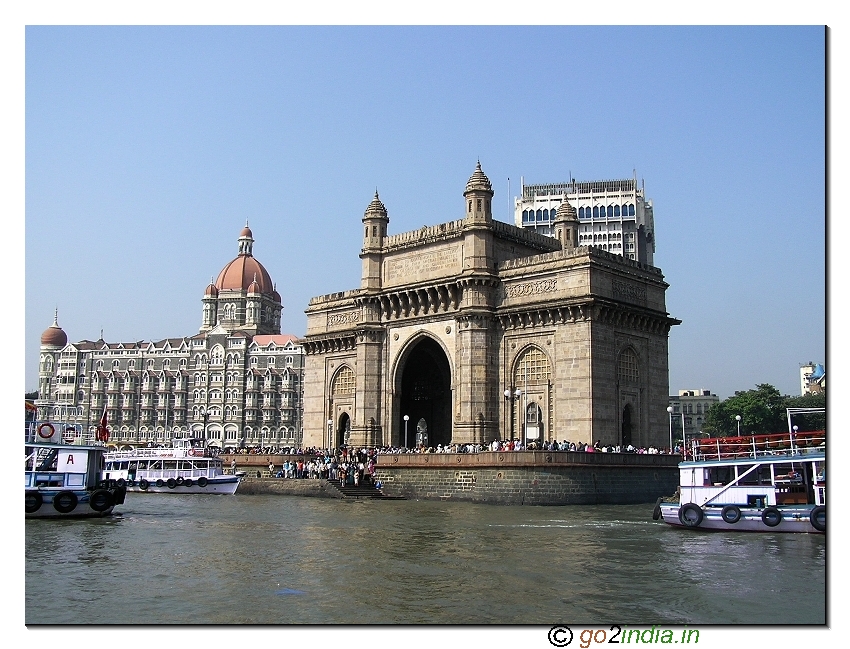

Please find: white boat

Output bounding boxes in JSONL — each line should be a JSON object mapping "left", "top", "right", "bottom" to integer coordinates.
{"left": 102, "top": 437, "right": 241, "bottom": 495}
{"left": 25, "top": 422, "right": 126, "bottom": 518}
{"left": 654, "top": 408, "right": 825, "bottom": 533}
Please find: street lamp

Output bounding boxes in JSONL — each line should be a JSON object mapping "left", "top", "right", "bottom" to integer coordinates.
{"left": 735, "top": 414, "right": 742, "bottom": 436}
{"left": 403, "top": 415, "right": 410, "bottom": 448}
{"left": 503, "top": 389, "right": 511, "bottom": 442}
{"left": 666, "top": 406, "right": 674, "bottom": 452}
{"left": 515, "top": 388, "right": 523, "bottom": 447}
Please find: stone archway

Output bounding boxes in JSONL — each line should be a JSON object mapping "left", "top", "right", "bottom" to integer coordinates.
{"left": 336, "top": 412, "right": 351, "bottom": 448}
{"left": 621, "top": 403, "right": 633, "bottom": 447}
{"left": 398, "top": 337, "right": 452, "bottom": 448}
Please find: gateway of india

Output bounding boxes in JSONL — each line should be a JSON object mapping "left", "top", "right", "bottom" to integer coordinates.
{"left": 302, "top": 163, "right": 680, "bottom": 450}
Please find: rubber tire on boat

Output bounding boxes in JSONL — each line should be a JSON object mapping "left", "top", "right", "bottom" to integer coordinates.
{"left": 652, "top": 497, "right": 663, "bottom": 521}
{"left": 25, "top": 491, "right": 43, "bottom": 514}
{"left": 89, "top": 489, "right": 114, "bottom": 512}
{"left": 810, "top": 505, "right": 826, "bottom": 532}
{"left": 127, "top": 479, "right": 136, "bottom": 487}
{"left": 184, "top": 478, "right": 194, "bottom": 487}
{"left": 721, "top": 505, "right": 742, "bottom": 524}
{"left": 678, "top": 503, "right": 704, "bottom": 527}
{"left": 139, "top": 479, "right": 149, "bottom": 491}
{"left": 197, "top": 477, "right": 208, "bottom": 487}
{"left": 116, "top": 478, "right": 126, "bottom": 487}
{"left": 167, "top": 478, "right": 177, "bottom": 489}
{"left": 53, "top": 491, "right": 78, "bottom": 514}
{"left": 761, "top": 506, "right": 782, "bottom": 527}
{"left": 155, "top": 479, "right": 165, "bottom": 488}
{"left": 176, "top": 476, "right": 185, "bottom": 486}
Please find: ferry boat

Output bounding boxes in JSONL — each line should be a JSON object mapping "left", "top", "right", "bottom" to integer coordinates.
{"left": 654, "top": 408, "right": 825, "bottom": 533}
{"left": 25, "top": 422, "right": 126, "bottom": 518}
{"left": 102, "top": 437, "right": 241, "bottom": 495}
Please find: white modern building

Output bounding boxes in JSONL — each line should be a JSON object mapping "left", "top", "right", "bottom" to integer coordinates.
{"left": 36, "top": 226, "right": 306, "bottom": 449}
{"left": 515, "top": 176, "right": 655, "bottom": 265}
{"left": 667, "top": 389, "right": 719, "bottom": 444}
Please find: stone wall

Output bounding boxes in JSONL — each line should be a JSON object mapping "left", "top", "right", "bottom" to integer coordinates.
{"left": 373, "top": 452, "right": 678, "bottom": 505}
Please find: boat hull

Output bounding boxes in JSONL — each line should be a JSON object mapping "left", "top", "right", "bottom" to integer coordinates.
{"left": 125, "top": 476, "right": 240, "bottom": 495}
{"left": 659, "top": 503, "right": 824, "bottom": 534}
{"left": 25, "top": 488, "right": 122, "bottom": 519}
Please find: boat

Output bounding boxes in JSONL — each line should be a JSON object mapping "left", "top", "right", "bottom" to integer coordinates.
{"left": 653, "top": 408, "right": 825, "bottom": 533}
{"left": 102, "top": 437, "right": 241, "bottom": 495}
{"left": 25, "top": 421, "right": 126, "bottom": 518}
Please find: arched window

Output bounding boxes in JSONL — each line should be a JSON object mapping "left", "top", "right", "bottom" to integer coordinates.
{"left": 629, "top": 204, "right": 635, "bottom": 216}
{"left": 617, "top": 348, "right": 640, "bottom": 385}
{"left": 536, "top": 209, "right": 543, "bottom": 222}
{"left": 614, "top": 205, "right": 620, "bottom": 217}
{"left": 332, "top": 366, "right": 356, "bottom": 395}
{"left": 593, "top": 206, "right": 599, "bottom": 218}
{"left": 514, "top": 346, "right": 551, "bottom": 384}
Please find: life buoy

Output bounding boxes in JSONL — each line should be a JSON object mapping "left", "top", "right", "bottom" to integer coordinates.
{"left": 155, "top": 479, "right": 165, "bottom": 488}
{"left": 721, "top": 505, "right": 742, "bottom": 524}
{"left": 678, "top": 503, "right": 703, "bottom": 527}
{"left": 89, "top": 489, "right": 113, "bottom": 512}
{"left": 184, "top": 478, "right": 194, "bottom": 487}
{"left": 167, "top": 478, "right": 177, "bottom": 489}
{"left": 53, "top": 491, "right": 78, "bottom": 514}
{"left": 139, "top": 479, "right": 150, "bottom": 491}
{"left": 25, "top": 491, "right": 43, "bottom": 513}
{"left": 761, "top": 506, "right": 782, "bottom": 527}
{"left": 652, "top": 497, "right": 663, "bottom": 521}
{"left": 37, "top": 423, "right": 55, "bottom": 439}
{"left": 197, "top": 477, "right": 208, "bottom": 487}
{"left": 176, "top": 476, "right": 185, "bottom": 486}
{"left": 810, "top": 505, "right": 825, "bottom": 532}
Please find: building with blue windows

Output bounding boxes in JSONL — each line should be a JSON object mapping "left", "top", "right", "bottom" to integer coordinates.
{"left": 514, "top": 176, "right": 655, "bottom": 265}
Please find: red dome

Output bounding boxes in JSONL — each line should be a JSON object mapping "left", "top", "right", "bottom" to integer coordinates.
{"left": 204, "top": 282, "right": 218, "bottom": 297}
{"left": 41, "top": 320, "right": 67, "bottom": 347}
{"left": 215, "top": 255, "right": 274, "bottom": 293}
{"left": 240, "top": 225, "right": 253, "bottom": 238}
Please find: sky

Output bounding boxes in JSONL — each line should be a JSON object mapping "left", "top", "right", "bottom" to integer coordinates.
{"left": 20, "top": 23, "right": 826, "bottom": 399}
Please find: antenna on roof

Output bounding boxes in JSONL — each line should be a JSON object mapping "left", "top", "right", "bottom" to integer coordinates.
{"left": 507, "top": 177, "right": 510, "bottom": 222}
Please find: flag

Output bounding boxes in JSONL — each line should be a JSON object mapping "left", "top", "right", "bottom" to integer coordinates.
{"left": 97, "top": 408, "right": 110, "bottom": 442}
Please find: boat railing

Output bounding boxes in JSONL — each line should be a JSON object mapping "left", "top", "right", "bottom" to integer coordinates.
{"left": 691, "top": 430, "right": 825, "bottom": 461}
{"left": 105, "top": 447, "right": 209, "bottom": 459}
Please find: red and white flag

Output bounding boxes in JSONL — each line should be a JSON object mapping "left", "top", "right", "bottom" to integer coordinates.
{"left": 97, "top": 408, "right": 110, "bottom": 442}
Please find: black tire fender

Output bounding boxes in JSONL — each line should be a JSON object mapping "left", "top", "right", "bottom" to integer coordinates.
{"left": 184, "top": 478, "right": 194, "bottom": 487}
{"left": 53, "top": 491, "right": 78, "bottom": 514}
{"left": 155, "top": 479, "right": 165, "bottom": 488}
{"left": 25, "top": 491, "right": 43, "bottom": 514}
{"left": 89, "top": 489, "right": 113, "bottom": 512}
{"left": 678, "top": 503, "right": 704, "bottom": 527}
{"left": 721, "top": 505, "right": 742, "bottom": 524}
{"left": 810, "top": 505, "right": 825, "bottom": 532}
{"left": 652, "top": 497, "right": 663, "bottom": 521}
{"left": 197, "top": 477, "right": 208, "bottom": 487}
{"left": 761, "top": 506, "right": 782, "bottom": 527}
{"left": 167, "top": 478, "right": 177, "bottom": 489}
{"left": 139, "top": 479, "right": 150, "bottom": 491}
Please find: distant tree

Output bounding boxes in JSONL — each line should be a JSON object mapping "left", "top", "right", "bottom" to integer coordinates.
{"left": 785, "top": 392, "right": 826, "bottom": 431}
{"left": 703, "top": 384, "right": 787, "bottom": 437}
{"left": 25, "top": 390, "right": 38, "bottom": 400}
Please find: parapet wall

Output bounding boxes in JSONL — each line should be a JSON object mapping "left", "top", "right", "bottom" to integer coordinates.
{"left": 374, "top": 451, "right": 678, "bottom": 505}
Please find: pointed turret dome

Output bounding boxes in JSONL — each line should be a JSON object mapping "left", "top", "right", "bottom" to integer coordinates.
{"left": 248, "top": 274, "right": 261, "bottom": 295}
{"left": 464, "top": 160, "right": 493, "bottom": 195}
{"left": 363, "top": 191, "right": 388, "bottom": 220}
{"left": 40, "top": 310, "right": 68, "bottom": 347}
{"left": 204, "top": 277, "right": 218, "bottom": 297}
{"left": 555, "top": 199, "right": 579, "bottom": 222}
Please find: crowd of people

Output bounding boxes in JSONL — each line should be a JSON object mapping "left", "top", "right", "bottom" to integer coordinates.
{"left": 259, "top": 447, "right": 378, "bottom": 487}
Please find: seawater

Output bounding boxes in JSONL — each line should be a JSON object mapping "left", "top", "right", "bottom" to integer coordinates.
{"left": 25, "top": 494, "right": 825, "bottom": 625}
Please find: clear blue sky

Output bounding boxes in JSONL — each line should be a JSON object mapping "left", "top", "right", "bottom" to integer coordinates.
{"left": 21, "top": 24, "right": 826, "bottom": 398}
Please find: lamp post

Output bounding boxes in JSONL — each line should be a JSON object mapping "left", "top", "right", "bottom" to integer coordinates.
{"left": 735, "top": 414, "right": 742, "bottom": 436}
{"left": 666, "top": 406, "right": 674, "bottom": 452}
{"left": 327, "top": 418, "right": 333, "bottom": 452}
{"left": 403, "top": 415, "right": 410, "bottom": 448}
{"left": 515, "top": 388, "right": 523, "bottom": 447}
{"left": 503, "top": 389, "right": 511, "bottom": 442}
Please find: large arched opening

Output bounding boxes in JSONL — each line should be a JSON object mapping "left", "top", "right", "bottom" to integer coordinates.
{"left": 397, "top": 337, "right": 452, "bottom": 448}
